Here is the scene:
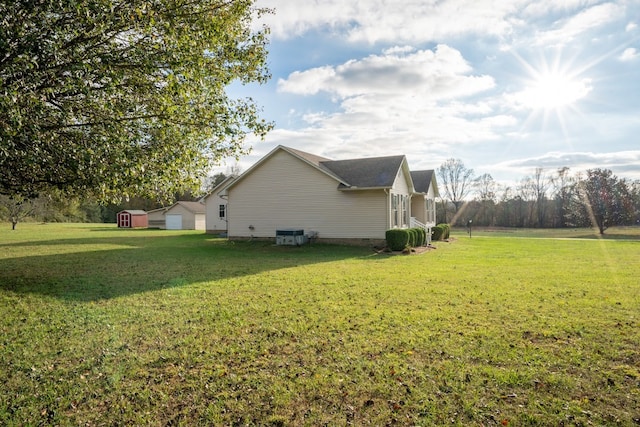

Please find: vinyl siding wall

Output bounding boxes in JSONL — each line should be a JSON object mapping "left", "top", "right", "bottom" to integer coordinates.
{"left": 410, "top": 182, "right": 437, "bottom": 227}
{"left": 389, "top": 167, "right": 412, "bottom": 229}
{"left": 204, "top": 193, "right": 228, "bottom": 233}
{"left": 228, "top": 150, "right": 388, "bottom": 239}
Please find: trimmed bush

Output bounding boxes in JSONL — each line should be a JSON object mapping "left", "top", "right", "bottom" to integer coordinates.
{"left": 432, "top": 223, "right": 450, "bottom": 241}
{"left": 415, "top": 227, "right": 426, "bottom": 246}
{"left": 385, "top": 229, "right": 410, "bottom": 251}
{"left": 409, "top": 227, "right": 426, "bottom": 246}
{"left": 387, "top": 228, "right": 427, "bottom": 250}
{"left": 432, "top": 224, "right": 444, "bottom": 241}
{"left": 407, "top": 228, "right": 418, "bottom": 247}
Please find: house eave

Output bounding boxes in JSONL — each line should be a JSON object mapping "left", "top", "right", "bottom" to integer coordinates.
{"left": 338, "top": 186, "right": 392, "bottom": 191}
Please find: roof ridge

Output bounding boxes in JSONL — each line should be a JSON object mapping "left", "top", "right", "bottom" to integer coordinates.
{"left": 283, "top": 146, "right": 332, "bottom": 166}
{"left": 321, "top": 154, "right": 405, "bottom": 164}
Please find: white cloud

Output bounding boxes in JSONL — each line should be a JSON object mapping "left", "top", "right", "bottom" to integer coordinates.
{"left": 234, "top": 1, "right": 640, "bottom": 182}
{"left": 276, "top": 66, "right": 336, "bottom": 96}
{"left": 620, "top": 47, "right": 638, "bottom": 61}
{"left": 256, "top": 0, "right": 522, "bottom": 43}
{"left": 383, "top": 46, "right": 416, "bottom": 55}
{"left": 278, "top": 45, "right": 495, "bottom": 100}
{"left": 534, "top": 3, "right": 624, "bottom": 46}
{"left": 494, "top": 151, "right": 640, "bottom": 180}
{"left": 267, "top": 45, "right": 519, "bottom": 163}
{"left": 522, "top": 0, "right": 602, "bottom": 17}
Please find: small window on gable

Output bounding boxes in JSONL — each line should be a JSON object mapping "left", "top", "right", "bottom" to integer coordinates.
{"left": 219, "top": 204, "right": 226, "bottom": 219}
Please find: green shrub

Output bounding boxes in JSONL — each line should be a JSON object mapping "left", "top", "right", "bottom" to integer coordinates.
{"left": 407, "top": 228, "right": 417, "bottom": 247}
{"left": 386, "top": 229, "right": 410, "bottom": 251}
{"left": 432, "top": 224, "right": 444, "bottom": 241}
{"left": 417, "top": 227, "right": 426, "bottom": 245}
{"left": 410, "top": 227, "right": 426, "bottom": 246}
{"left": 437, "top": 223, "right": 450, "bottom": 240}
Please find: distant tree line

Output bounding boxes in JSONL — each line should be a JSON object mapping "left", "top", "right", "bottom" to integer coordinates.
{"left": 0, "top": 171, "right": 232, "bottom": 229}
{"left": 437, "top": 160, "right": 640, "bottom": 234}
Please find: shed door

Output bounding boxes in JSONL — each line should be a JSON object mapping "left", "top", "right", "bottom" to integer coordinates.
{"left": 119, "top": 213, "right": 130, "bottom": 228}
{"left": 165, "top": 214, "right": 182, "bottom": 230}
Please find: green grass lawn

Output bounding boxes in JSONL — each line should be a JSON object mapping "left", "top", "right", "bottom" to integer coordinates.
{"left": 1, "top": 224, "right": 639, "bottom": 426}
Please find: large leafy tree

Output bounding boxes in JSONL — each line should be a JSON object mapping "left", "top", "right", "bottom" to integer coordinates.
{"left": 0, "top": 0, "right": 272, "bottom": 201}
{"left": 572, "top": 169, "right": 634, "bottom": 234}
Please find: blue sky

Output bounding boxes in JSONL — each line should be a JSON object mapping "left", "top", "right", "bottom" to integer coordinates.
{"left": 222, "top": 0, "right": 640, "bottom": 188}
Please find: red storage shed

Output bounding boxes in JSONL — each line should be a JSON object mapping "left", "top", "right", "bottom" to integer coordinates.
{"left": 116, "top": 210, "right": 148, "bottom": 228}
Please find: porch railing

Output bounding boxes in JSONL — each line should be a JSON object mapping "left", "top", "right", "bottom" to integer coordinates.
{"left": 410, "top": 217, "right": 426, "bottom": 229}
{"left": 410, "top": 217, "right": 432, "bottom": 245}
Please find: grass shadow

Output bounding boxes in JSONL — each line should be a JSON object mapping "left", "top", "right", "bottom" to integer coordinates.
{"left": 0, "top": 228, "right": 373, "bottom": 302}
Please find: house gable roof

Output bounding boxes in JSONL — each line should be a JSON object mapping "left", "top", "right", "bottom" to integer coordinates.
{"left": 167, "top": 201, "right": 205, "bottom": 214}
{"left": 203, "top": 175, "right": 237, "bottom": 201}
{"left": 225, "top": 145, "right": 348, "bottom": 190}
{"left": 280, "top": 146, "right": 348, "bottom": 185}
{"left": 226, "top": 145, "right": 428, "bottom": 193}
{"left": 410, "top": 170, "right": 439, "bottom": 196}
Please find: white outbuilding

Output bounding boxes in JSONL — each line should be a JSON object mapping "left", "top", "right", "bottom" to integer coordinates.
{"left": 164, "top": 201, "right": 206, "bottom": 230}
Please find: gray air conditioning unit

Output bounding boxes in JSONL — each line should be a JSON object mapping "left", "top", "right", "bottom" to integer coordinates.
{"left": 276, "top": 229, "right": 308, "bottom": 246}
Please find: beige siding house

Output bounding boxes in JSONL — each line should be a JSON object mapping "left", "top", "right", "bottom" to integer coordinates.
{"left": 164, "top": 201, "right": 206, "bottom": 230}
{"left": 223, "top": 145, "right": 438, "bottom": 245}
{"left": 203, "top": 176, "right": 236, "bottom": 234}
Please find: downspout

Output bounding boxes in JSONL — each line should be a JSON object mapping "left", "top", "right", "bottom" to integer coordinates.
{"left": 384, "top": 189, "right": 390, "bottom": 231}
{"left": 221, "top": 193, "right": 230, "bottom": 240}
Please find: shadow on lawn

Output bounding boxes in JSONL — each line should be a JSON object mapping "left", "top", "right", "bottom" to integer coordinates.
{"left": 0, "top": 231, "right": 374, "bottom": 302}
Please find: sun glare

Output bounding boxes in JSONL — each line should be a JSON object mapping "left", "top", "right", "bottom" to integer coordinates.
{"left": 521, "top": 72, "right": 592, "bottom": 110}
{"left": 511, "top": 50, "right": 593, "bottom": 113}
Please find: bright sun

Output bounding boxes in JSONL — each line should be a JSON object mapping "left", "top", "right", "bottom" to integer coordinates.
{"left": 511, "top": 51, "right": 593, "bottom": 112}
{"left": 520, "top": 72, "right": 593, "bottom": 110}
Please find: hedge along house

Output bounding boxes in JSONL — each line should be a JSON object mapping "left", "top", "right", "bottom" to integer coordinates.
{"left": 116, "top": 210, "right": 148, "bottom": 228}
{"left": 203, "top": 175, "right": 237, "bottom": 235}
{"left": 222, "top": 145, "right": 438, "bottom": 246}
{"left": 164, "top": 201, "right": 206, "bottom": 230}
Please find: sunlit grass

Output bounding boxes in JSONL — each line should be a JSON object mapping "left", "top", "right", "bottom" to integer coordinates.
{"left": 460, "top": 225, "right": 640, "bottom": 240}
{"left": 1, "top": 223, "right": 639, "bottom": 425}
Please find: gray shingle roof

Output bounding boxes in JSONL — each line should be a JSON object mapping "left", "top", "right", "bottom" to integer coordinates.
{"left": 410, "top": 170, "right": 437, "bottom": 195}
{"left": 321, "top": 155, "right": 406, "bottom": 188}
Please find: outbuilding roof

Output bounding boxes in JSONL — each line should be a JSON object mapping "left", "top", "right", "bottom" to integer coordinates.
{"left": 119, "top": 210, "right": 147, "bottom": 215}
{"left": 167, "top": 201, "right": 205, "bottom": 214}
